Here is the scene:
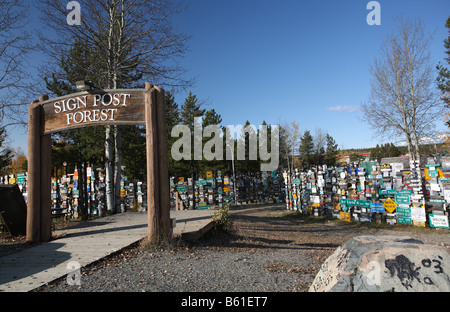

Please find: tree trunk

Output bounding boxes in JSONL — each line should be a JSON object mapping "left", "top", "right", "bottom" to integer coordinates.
{"left": 105, "top": 125, "right": 115, "bottom": 214}
{"left": 114, "top": 125, "right": 122, "bottom": 213}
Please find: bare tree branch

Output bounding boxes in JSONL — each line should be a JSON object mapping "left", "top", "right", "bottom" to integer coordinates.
{"left": 38, "top": 0, "right": 193, "bottom": 90}
{"left": 361, "top": 17, "right": 443, "bottom": 161}
{"left": 0, "top": 0, "right": 35, "bottom": 127}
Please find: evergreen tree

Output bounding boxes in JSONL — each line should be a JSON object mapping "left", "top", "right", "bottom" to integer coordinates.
{"left": 236, "top": 120, "right": 259, "bottom": 174}
{"left": 0, "top": 127, "right": 12, "bottom": 176}
{"left": 121, "top": 126, "right": 146, "bottom": 181}
{"left": 202, "top": 109, "right": 222, "bottom": 127}
{"left": 325, "top": 134, "right": 338, "bottom": 166}
{"left": 299, "top": 130, "right": 314, "bottom": 169}
{"left": 437, "top": 16, "right": 450, "bottom": 116}
{"left": 201, "top": 109, "right": 226, "bottom": 176}
{"left": 180, "top": 92, "right": 206, "bottom": 130}
{"left": 372, "top": 144, "right": 381, "bottom": 161}
{"left": 179, "top": 92, "right": 206, "bottom": 180}
{"left": 165, "top": 92, "right": 184, "bottom": 178}
{"left": 165, "top": 92, "right": 181, "bottom": 136}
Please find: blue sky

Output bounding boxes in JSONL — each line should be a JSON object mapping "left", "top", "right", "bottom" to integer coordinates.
{"left": 170, "top": 0, "right": 450, "bottom": 150}
{"left": 4, "top": 0, "right": 450, "bottom": 155}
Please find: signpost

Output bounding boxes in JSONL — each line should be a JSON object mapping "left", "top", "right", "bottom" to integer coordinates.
{"left": 27, "top": 83, "right": 169, "bottom": 243}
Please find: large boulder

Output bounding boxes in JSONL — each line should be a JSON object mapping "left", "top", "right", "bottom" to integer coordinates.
{"left": 309, "top": 236, "right": 450, "bottom": 292}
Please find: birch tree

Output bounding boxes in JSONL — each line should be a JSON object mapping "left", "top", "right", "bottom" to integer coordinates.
{"left": 0, "top": 0, "right": 33, "bottom": 127}
{"left": 361, "top": 18, "right": 443, "bottom": 162}
{"left": 39, "top": 0, "right": 191, "bottom": 213}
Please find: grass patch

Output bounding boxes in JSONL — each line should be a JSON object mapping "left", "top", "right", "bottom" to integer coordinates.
{"left": 268, "top": 209, "right": 448, "bottom": 234}
{"left": 267, "top": 210, "right": 330, "bottom": 224}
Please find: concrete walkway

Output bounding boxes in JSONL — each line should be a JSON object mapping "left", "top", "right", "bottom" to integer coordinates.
{"left": 0, "top": 209, "right": 215, "bottom": 292}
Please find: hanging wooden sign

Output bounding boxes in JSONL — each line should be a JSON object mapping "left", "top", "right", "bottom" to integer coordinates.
{"left": 40, "top": 89, "right": 146, "bottom": 134}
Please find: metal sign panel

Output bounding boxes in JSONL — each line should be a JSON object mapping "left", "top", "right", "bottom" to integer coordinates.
{"left": 383, "top": 198, "right": 397, "bottom": 213}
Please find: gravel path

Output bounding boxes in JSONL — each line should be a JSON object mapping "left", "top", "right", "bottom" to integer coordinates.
{"left": 34, "top": 204, "right": 450, "bottom": 292}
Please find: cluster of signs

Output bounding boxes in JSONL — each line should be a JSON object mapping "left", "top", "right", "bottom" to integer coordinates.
{"left": 49, "top": 166, "right": 108, "bottom": 218}
{"left": 171, "top": 171, "right": 229, "bottom": 210}
{"left": 2, "top": 166, "right": 148, "bottom": 219}
{"left": 170, "top": 171, "right": 284, "bottom": 210}
{"left": 283, "top": 159, "right": 449, "bottom": 230}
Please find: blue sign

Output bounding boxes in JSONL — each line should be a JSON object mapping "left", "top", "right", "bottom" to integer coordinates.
{"left": 371, "top": 202, "right": 385, "bottom": 213}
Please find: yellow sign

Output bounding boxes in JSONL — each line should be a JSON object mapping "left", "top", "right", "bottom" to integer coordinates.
{"left": 383, "top": 198, "right": 397, "bottom": 213}
{"left": 311, "top": 202, "right": 321, "bottom": 207}
{"left": 340, "top": 212, "right": 351, "bottom": 222}
{"left": 223, "top": 187, "right": 231, "bottom": 193}
{"left": 120, "top": 189, "right": 126, "bottom": 197}
{"left": 178, "top": 177, "right": 184, "bottom": 183}
{"left": 206, "top": 171, "right": 213, "bottom": 178}
{"left": 424, "top": 168, "right": 443, "bottom": 180}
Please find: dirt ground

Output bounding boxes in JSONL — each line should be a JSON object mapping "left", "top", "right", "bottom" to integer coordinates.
{"left": 3, "top": 204, "right": 450, "bottom": 292}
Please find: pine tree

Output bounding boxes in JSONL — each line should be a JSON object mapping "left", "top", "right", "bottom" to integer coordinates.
{"left": 202, "top": 109, "right": 222, "bottom": 127}
{"left": 325, "top": 134, "right": 338, "bottom": 166}
{"left": 201, "top": 109, "right": 226, "bottom": 175}
{"left": 0, "top": 127, "right": 12, "bottom": 176}
{"left": 236, "top": 120, "right": 259, "bottom": 174}
{"left": 165, "top": 92, "right": 181, "bottom": 136}
{"left": 180, "top": 92, "right": 206, "bottom": 130}
{"left": 299, "top": 130, "right": 314, "bottom": 169}
{"left": 179, "top": 92, "right": 206, "bottom": 180}
{"left": 372, "top": 144, "right": 381, "bottom": 161}
{"left": 437, "top": 17, "right": 450, "bottom": 110}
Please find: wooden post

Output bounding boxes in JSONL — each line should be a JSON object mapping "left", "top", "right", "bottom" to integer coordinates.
{"left": 40, "top": 133, "right": 52, "bottom": 242}
{"left": 154, "top": 86, "right": 170, "bottom": 240}
{"left": 27, "top": 95, "right": 52, "bottom": 243}
{"left": 145, "top": 83, "right": 160, "bottom": 243}
{"left": 39, "top": 95, "right": 52, "bottom": 242}
{"left": 144, "top": 83, "right": 170, "bottom": 244}
{"left": 27, "top": 100, "right": 41, "bottom": 242}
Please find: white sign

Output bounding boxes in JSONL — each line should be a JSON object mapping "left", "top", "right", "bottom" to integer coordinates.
{"left": 444, "top": 189, "right": 450, "bottom": 203}
{"left": 429, "top": 214, "right": 449, "bottom": 229}
{"left": 311, "top": 195, "right": 320, "bottom": 203}
{"left": 411, "top": 207, "right": 426, "bottom": 222}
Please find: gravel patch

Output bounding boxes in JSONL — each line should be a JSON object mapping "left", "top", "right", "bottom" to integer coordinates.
{"left": 32, "top": 204, "right": 450, "bottom": 292}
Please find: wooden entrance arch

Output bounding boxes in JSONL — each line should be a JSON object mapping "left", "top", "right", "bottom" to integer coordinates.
{"left": 27, "top": 82, "right": 170, "bottom": 243}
